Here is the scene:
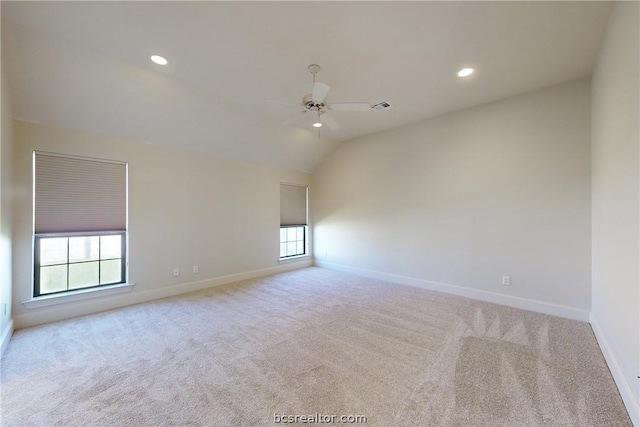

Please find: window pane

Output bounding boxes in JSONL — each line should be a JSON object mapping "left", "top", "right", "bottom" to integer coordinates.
{"left": 297, "top": 227, "right": 304, "bottom": 241}
{"left": 69, "top": 236, "right": 99, "bottom": 263}
{"left": 40, "top": 265, "right": 68, "bottom": 294}
{"left": 100, "top": 235, "right": 122, "bottom": 259}
{"left": 69, "top": 261, "right": 99, "bottom": 290}
{"left": 100, "top": 259, "right": 122, "bottom": 284}
{"left": 287, "top": 227, "right": 297, "bottom": 241}
{"left": 297, "top": 241, "right": 304, "bottom": 255}
{"left": 280, "top": 228, "right": 287, "bottom": 243}
{"left": 35, "top": 232, "right": 126, "bottom": 297}
{"left": 287, "top": 242, "right": 297, "bottom": 256}
{"left": 280, "top": 243, "right": 287, "bottom": 258}
{"left": 40, "top": 238, "right": 68, "bottom": 266}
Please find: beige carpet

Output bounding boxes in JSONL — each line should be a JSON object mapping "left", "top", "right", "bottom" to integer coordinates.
{"left": 0, "top": 267, "right": 631, "bottom": 426}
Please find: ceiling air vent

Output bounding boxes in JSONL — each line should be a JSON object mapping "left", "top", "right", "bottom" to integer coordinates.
{"left": 371, "top": 101, "right": 393, "bottom": 112}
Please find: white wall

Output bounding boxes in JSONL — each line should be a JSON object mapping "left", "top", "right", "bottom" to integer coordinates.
{"left": 12, "top": 121, "right": 311, "bottom": 327}
{"left": 1, "top": 27, "right": 15, "bottom": 353}
{"left": 313, "top": 79, "right": 592, "bottom": 320}
{"left": 590, "top": 1, "right": 639, "bottom": 424}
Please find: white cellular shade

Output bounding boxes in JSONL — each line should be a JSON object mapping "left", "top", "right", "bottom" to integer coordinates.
{"left": 35, "top": 152, "right": 127, "bottom": 233}
{"left": 280, "top": 184, "right": 307, "bottom": 226}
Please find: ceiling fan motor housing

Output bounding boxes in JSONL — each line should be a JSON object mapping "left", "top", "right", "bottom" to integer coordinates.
{"left": 302, "top": 94, "right": 325, "bottom": 112}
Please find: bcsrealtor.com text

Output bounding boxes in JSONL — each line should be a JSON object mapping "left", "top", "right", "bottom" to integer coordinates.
{"left": 274, "top": 412, "right": 367, "bottom": 424}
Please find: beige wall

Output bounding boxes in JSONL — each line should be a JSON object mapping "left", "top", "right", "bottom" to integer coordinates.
{"left": 12, "top": 121, "right": 310, "bottom": 326}
{"left": 312, "top": 79, "right": 592, "bottom": 316}
{"left": 1, "top": 30, "right": 15, "bottom": 348}
{"left": 591, "top": 1, "right": 639, "bottom": 422}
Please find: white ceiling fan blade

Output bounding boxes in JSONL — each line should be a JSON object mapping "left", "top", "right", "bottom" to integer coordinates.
{"left": 321, "top": 113, "right": 340, "bottom": 131}
{"left": 312, "top": 82, "right": 330, "bottom": 103}
{"left": 328, "top": 103, "right": 371, "bottom": 112}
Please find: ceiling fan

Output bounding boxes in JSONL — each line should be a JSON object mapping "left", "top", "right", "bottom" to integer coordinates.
{"left": 268, "top": 64, "right": 380, "bottom": 131}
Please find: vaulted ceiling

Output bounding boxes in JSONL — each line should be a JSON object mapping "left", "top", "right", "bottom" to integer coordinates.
{"left": 2, "top": 2, "right": 613, "bottom": 172}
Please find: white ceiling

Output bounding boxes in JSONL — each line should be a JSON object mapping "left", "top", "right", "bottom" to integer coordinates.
{"left": 2, "top": 1, "right": 613, "bottom": 172}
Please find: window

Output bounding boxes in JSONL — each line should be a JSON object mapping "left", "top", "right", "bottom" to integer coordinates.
{"left": 280, "top": 183, "right": 308, "bottom": 258}
{"left": 35, "top": 232, "right": 126, "bottom": 296}
{"left": 280, "top": 226, "right": 306, "bottom": 258}
{"left": 33, "top": 152, "right": 127, "bottom": 297}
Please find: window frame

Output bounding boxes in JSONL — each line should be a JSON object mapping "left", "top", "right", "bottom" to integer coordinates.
{"left": 34, "top": 230, "right": 127, "bottom": 298}
{"left": 279, "top": 225, "right": 307, "bottom": 259}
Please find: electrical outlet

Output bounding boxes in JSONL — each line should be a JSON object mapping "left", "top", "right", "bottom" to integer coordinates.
{"left": 502, "top": 276, "right": 510, "bottom": 286}
{"left": 193, "top": 265, "right": 199, "bottom": 274}
{"left": 173, "top": 268, "right": 179, "bottom": 277}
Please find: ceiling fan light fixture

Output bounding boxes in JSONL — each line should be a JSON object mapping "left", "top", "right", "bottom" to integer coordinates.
{"left": 151, "top": 55, "right": 168, "bottom": 65}
{"left": 457, "top": 67, "right": 474, "bottom": 77}
{"left": 264, "top": 64, "right": 370, "bottom": 132}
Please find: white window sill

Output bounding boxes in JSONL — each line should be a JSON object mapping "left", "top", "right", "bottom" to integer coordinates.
{"left": 278, "top": 254, "right": 311, "bottom": 264}
{"left": 22, "top": 283, "right": 135, "bottom": 310}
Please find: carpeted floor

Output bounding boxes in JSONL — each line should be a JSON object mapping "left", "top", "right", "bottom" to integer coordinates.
{"left": 0, "top": 267, "right": 631, "bottom": 426}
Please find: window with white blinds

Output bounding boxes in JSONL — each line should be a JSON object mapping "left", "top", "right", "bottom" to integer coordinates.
{"left": 33, "top": 152, "right": 128, "bottom": 297}
{"left": 280, "top": 183, "right": 308, "bottom": 258}
{"left": 34, "top": 152, "right": 127, "bottom": 233}
{"left": 280, "top": 183, "right": 307, "bottom": 226}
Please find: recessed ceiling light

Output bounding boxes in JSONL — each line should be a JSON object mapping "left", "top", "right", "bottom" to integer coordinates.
{"left": 151, "top": 55, "right": 168, "bottom": 65}
{"left": 313, "top": 122, "right": 323, "bottom": 128}
{"left": 457, "top": 68, "right": 474, "bottom": 77}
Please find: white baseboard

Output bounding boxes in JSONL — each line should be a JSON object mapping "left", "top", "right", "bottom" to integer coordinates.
{"left": 0, "top": 319, "right": 14, "bottom": 357}
{"left": 590, "top": 314, "right": 639, "bottom": 427}
{"left": 314, "top": 260, "right": 590, "bottom": 322}
{"left": 14, "top": 259, "right": 312, "bottom": 329}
